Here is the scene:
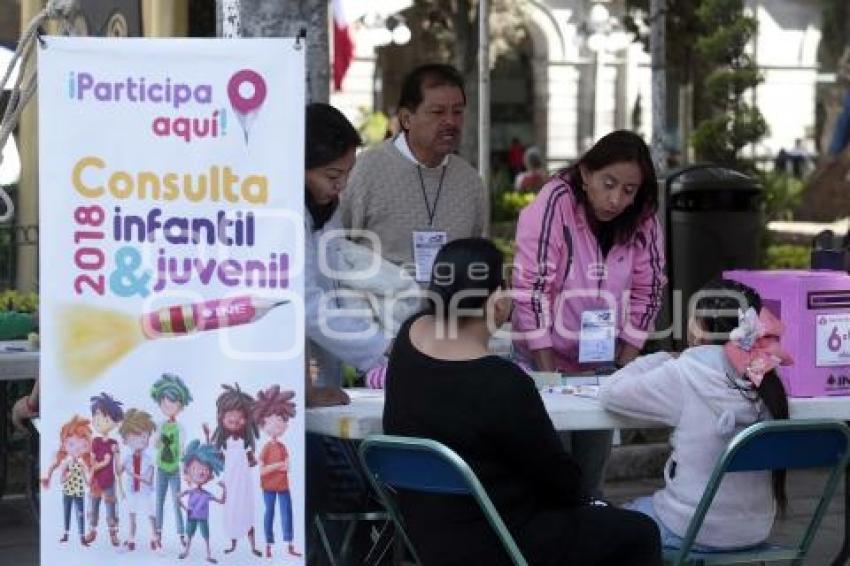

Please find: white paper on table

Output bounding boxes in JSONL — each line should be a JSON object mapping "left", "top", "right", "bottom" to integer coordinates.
{"left": 541, "top": 384, "right": 600, "bottom": 398}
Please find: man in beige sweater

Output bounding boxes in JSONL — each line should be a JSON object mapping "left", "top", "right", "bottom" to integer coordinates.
{"left": 340, "top": 64, "right": 486, "bottom": 282}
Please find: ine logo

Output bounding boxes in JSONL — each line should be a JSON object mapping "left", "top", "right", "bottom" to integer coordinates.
{"left": 827, "top": 374, "right": 850, "bottom": 388}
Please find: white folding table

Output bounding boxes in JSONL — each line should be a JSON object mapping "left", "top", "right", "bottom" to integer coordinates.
{"left": 306, "top": 387, "right": 850, "bottom": 439}
{"left": 306, "top": 388, "right": 850, "bottom": 565}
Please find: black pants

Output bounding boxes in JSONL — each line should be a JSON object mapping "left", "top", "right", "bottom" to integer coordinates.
{"left": 520, "top": 504, "right": 662, "bottom": 566}
{"left": 409, "top": 502, "right": 662, "bottom": 566}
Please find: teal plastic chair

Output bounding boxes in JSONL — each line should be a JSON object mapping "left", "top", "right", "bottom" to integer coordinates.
{"left": 359, "top": 434, "right": 529, "bottom": 566}
{"left": 665, "top": 419, "right": 850, "bottom": 566}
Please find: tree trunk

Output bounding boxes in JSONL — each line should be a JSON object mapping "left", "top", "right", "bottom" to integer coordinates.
{"left": 217, "top": 0, "right": 329, "bottom": 103}
{"left": 649, "top": 0, "right": 667, "bottom": 173}
{"left": 454, "top": 0, "right": 479, "bottom": 167}
{"left": 820, "top": 84, "right": 847, "bottom": 154}
{"left": 799, "top": 147, "right": 850, "bottom": 221}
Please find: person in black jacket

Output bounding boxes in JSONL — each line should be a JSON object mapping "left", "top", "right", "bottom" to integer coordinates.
{"left": 383, "top": 237, "right": 662, "bottom": 566}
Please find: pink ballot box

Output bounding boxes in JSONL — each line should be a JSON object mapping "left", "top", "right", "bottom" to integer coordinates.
{"left": 724, "top": 270, "right": 850, "bottom": 397}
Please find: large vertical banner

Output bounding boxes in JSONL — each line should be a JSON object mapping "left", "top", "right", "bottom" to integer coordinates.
{"left": 39, "top": 38, "right": 305, "bottom": 564}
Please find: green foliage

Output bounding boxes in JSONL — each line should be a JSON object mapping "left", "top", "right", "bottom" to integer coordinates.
{"left": 759, "top": 170, "right": 807, "bottom": 268}
{"left": 763, "top": 244, "right": 810, "bottom": 270}
{"left": 730, "top": 105, "right": 768, "bottom": 140}
{"left": 704, "top": 66, "right": 761, "bottom": 104}
{"left": 691, "top": 0, "right": 766, "bottom": 168}
{"left": 818, "top": 0, "right": 850, "bottom": 72}
{"left": 691, "top": 117, "right": 731, "bottom": 162}
{"left": 0, "top": 290, "right": 38, "bottom": 313}
{"left": 692, "top": 104, "right": 768, "bottom": 170}
{"left": 357, "top": 107, "right": 390, "bottom": 147}
{"left": 695, "top": 19, "right": 757, "bottom": 63}
{"left": 626, "top": 0, "right": 767, "bottom": 167}
{"left": 492, "top": 191, "right": 535, "bottom": 222}
{"left": 490, "top": 167, "right": 514, "bottom": 195}
{"left": 759, "top": 172, "right": 805, "bottom": 221}
{"left": 625, "top": 0, "right": 705, "bottom": 84}
{"left": 0, "top": 290, "right": 38, "bottom": 340}
{"left": 342, "top": 364, "right": 361, "bottom": 388}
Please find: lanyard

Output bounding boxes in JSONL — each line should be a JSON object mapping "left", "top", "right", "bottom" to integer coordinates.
{"left": 416, "top": 164, "right": 447, "bottom": 228}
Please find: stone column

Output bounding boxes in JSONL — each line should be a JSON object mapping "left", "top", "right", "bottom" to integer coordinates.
{"left": 546, "top": 63, "right": 581, "bottom": 170}
{"left": 142, "top": 0, "right": 189, "bottom": 37}
{"left": 15, "top": 0, "right": 41, "bottom": 293}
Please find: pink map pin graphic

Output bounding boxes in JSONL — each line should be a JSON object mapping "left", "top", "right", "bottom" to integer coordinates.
{"left": 228, "top": 69, "right": 267, "bottom": 143}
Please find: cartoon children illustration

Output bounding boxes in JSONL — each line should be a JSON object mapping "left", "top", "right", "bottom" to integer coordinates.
{"left": 205, "top": 383, "right": 262, "bottom": 556}
{"left": 178, "top": 440, "right": 226, "bottom": 564}
{"left": 253, "top": 385, "right": 301, "bottom": 558}
{"left": 86, "top": 392, "right": 124, "bottom": 546}
{"left": 151, "top": 373, "right": 193, "bottom": 550}
{"left": 117, "top": 409, "right": 157, "bottom": 551}
{"left": 42, "top": 416, "right": 93, "bottom": 546}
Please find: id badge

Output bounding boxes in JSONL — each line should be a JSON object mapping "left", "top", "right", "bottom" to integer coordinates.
{"left": 412, "top": 230, "right": 447, "bottom": 282}
{"left": 578, "top": 309, "right": 616, "bottom": 363}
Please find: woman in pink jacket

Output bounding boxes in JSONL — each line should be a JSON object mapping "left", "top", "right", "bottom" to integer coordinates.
{"left": 512, "top": 130, "right": 667, "bottom": 496}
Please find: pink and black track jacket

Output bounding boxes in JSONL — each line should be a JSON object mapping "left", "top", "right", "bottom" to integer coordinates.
{"left": 511, "top": 174, "right": 667, "bottom": 372}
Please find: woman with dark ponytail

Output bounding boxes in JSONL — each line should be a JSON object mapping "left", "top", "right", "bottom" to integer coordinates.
{"left": 600, "top": 278, "right": 793, "bottom": 551}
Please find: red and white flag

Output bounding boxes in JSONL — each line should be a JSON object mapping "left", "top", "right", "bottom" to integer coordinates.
{"left": 332, "top": 0, "right": 355, "bottom": 91}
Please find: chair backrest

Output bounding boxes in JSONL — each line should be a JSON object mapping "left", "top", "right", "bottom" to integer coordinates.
{"left": 725, "top": 420, "right": 850, "bottom": 472}
{"left": 360, "top": 437, "right": 472, "bottom": 495}
{"left": 670, "top": 419, "right": 850, "bottom": 566}
{"left": 359, "top": 434, "right": 529, "bottom": 566}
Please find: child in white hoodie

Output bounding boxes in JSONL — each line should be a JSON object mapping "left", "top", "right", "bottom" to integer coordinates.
{"left": 599, "top": 278, "right": 793, "bottom": 551}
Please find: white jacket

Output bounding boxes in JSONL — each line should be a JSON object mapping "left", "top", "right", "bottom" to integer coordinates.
{"left": 335, "top": 238, "right": 422, "bottom": 335}
{"left": 305, "top": 209, "right": 389, "bottom": 386}
{"left": 599, "top": 346, "right": 775, "bottom": 548}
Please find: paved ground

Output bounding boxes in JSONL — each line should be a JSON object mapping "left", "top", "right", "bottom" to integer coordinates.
{"left": 2, "top": 468, "right": 846, "bottom": 565}
{"left": 606, "top": 469, "right": 846, "bottom": 565}
{"left": 0, "top": 495, "right": 37, "bottom": 564}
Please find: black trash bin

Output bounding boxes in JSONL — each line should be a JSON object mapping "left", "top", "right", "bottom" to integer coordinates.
{"left": 662, "top": 164, "right": 763, "bottom": 348}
